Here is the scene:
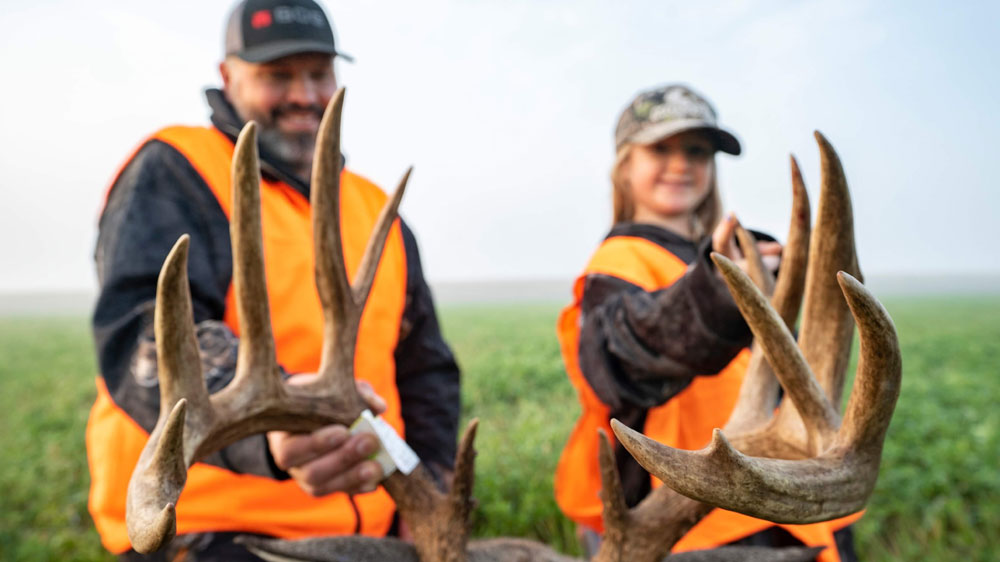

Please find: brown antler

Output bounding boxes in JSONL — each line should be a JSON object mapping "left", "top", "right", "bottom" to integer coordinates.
{"left": 725, "top": 160, "right": 811, "bottom": 435}
{"left": 125, "top": 89, "right": 475, "bottom": 561}
{"left": 594, "top": 132, "right": 901, "bottom": 561}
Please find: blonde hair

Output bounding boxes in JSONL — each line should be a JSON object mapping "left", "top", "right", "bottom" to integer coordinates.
{"left": 610, "top": 143, "right": 723, "bottom": 239}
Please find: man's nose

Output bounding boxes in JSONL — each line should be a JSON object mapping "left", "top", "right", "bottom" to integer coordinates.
{"left": 286, "top": 74, "right": 319, "bottom": 106}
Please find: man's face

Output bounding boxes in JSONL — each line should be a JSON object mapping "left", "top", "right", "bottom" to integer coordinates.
{"left": 221, "top": 52, "right": 337, "bottom": 174}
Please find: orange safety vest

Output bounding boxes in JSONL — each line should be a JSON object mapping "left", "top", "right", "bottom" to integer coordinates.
{"left": 554, "top": 235, "right": 859, "bottom": 562}
{"left": 86, "top": 126, "right": 408, "bottom": 554}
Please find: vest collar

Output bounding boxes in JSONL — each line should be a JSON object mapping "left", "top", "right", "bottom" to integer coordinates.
{"left": 606, "top": 222, "right": 703, "bottom": 265}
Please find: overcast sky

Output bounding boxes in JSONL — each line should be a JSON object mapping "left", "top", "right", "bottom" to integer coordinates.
{"left": 1, "top": 0, "right": 998, "bottom": 292}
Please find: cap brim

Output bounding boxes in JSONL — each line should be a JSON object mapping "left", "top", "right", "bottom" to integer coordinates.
{"left": 236, "top": 40, "right": 353, "bottom": 63}
{"left": 628, "top": 118, "right": 741, "bottom": 155}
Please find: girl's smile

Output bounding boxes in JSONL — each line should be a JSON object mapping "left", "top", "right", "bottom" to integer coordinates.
{"left": 623, "top": 130, "right": 715, "bottom": 237}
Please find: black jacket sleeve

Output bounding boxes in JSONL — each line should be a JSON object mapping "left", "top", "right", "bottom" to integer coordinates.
{"left": 577, "top": 242, "right": 753, "bottom": 411}
{"left": 92, "top": 140, "right": 284, "bottom": 478}
{"left": 393, "top": 221, "right": 461, "bottom": 481}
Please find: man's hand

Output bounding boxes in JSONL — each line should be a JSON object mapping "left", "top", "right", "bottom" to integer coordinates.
{"left": 712, "top": 213, "right": 783, "bottom": 276}
{"left": 267, "top": 377, "right": 388, "bottom": 497}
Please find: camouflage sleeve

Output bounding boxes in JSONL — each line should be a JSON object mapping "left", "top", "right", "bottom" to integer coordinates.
{"left": 577, "top": 248, "right": 752, "bottom": 410}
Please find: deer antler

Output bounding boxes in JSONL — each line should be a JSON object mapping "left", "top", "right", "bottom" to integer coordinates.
{"left": 725, "top": 157, "right": 811, "bottom": 436}
{"left": 125, "top": 89, "right": 475, "bottom": 561}
{"left": 592, "top": 132, "right": 901, "bottom": 562}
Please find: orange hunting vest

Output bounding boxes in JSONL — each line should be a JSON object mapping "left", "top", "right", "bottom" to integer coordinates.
{"left": 86, "top": 126, "right": 408, "bottom": 554}
{"left": 554, "top": 235, "right": 859, "bottom": 562}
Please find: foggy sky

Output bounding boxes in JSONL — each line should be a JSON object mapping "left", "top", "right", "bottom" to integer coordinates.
{"left": 2, "top": 0, "right": 998, "bottom": 292}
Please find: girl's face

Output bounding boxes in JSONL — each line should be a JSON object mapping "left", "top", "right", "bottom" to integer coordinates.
{"left": 624, "top": 130, "right": 715, "bottom": 223}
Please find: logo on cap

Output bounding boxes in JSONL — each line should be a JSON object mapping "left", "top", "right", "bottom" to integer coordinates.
{"left": 251, "top": 10, "right": 272, "bottom": 29}
{"left": 273, "top": 6, "right": 326, "bottom": 28}
{"left": 650, "top": 87, "right": 715, "bottom": 122}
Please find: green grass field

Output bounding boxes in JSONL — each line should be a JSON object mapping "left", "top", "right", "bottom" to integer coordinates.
{"left": 1, "top": 297, "right": 998, "bottom": 561}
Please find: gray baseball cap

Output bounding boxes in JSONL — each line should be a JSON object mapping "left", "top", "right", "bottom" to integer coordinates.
{"left": 225, "top": 0, "right": 353, "bottom": 63}
{"left": 614, "top": 84, "right": 741, "bottom": 155}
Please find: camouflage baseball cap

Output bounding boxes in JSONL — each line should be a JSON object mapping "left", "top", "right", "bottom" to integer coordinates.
{"left": 614, "top": 84, "right": 741, "bottom": 155}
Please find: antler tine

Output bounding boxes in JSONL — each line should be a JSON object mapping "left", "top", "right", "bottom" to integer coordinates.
{"left": 381, "top": 420, "right": 479, "bottom": 562}
{"left": 734, "top": 224, "right": 775, "bottom": 296}
{"left": 598, "top": 430, "right": 629, "bottom": 542}
{"left": 798, "top": 132, "right": 860, "bottom": 403}
{"left": 126, "top": 400, "right": 188, "bottom": 553}
{"left": 312, "top": 88, "right": 363, "bottom": 391}
{"left": 835, "top": 272, "right": 902, "bottom": 457}
{"left": 127, "top": 237, "right": 211, "bottom": 553}
{"left": 725, "top": 170, "right": 811, "bottom": 434}
{"left": 446, "top": 419, "right": 479, "bottom": 544}
{"left": 353, "top": 167, "right": 411, "bottom": 306}
{"left": 154, "top": 236, "right": 212, "bottom": 417}
{"left": 611, "top": 419, "right": 734, "bottom": 508}
{"left": 772, "top": 155, "right": 812, "bottom": 328}
{"left": 227, "top": 122, "right": 281, "bottom": 399}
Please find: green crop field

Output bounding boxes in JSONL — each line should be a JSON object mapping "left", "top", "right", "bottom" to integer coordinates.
{"left": 1, "top": 296, "right": 998, "bottom": 561}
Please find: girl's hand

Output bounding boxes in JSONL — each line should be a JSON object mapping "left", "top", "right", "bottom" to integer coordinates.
{"left": 712, "top": 213, "right": 783, "bottom": 276}
{"left": 712, "top": 213, "right": 742, "bottom": 262}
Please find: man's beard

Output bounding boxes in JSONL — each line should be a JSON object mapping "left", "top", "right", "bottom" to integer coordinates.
{"left": 238, "top": 102, "right": 325, "bottom": 178}
{"left": 258, "top": 125, "right": 315, "bottom": 175}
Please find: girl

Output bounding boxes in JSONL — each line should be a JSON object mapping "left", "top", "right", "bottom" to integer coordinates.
{"left": 553, "top": 84, "right": 856, "bottom": 561}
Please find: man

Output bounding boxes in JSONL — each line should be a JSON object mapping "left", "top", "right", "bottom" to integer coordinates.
{"left": 85, "top": 1, "right": 461, "bottom": 559}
